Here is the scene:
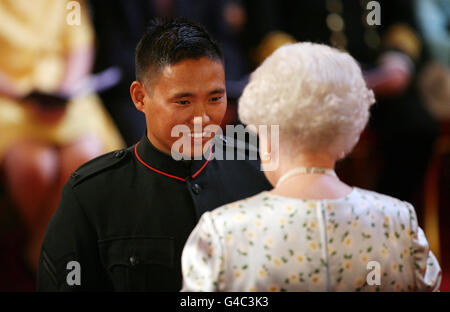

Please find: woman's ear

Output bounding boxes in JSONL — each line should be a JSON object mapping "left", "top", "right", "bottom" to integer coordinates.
{"left": 258, "top": 127, "right": 271, "bottom": 163}
{"left": 130, "top": 81, "right": 147, "bottom": 112}
{"left": 258, "top": 125, "right": 280, "bottom": 172}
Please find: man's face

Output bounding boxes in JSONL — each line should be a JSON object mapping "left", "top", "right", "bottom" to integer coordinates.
{"left": 132, "top": 57, "right": 227, "bottom": 157}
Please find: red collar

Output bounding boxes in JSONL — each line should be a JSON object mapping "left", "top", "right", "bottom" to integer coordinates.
{"left": 134, "top": 142, "right": 213, "bottom": 182}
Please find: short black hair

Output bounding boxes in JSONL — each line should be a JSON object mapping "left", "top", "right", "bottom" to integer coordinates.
{"left": 135, "top": 17, "right": 224, "bottom": 83}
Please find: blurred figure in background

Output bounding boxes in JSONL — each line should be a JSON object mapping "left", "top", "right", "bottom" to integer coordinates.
{"left": 414, "top": 0, "right": 450, "bottom": 291}
{"left": 0, "top": 0, "right": 124, "bottom": 290}
{"left": 415, "top": 0, "right": 450, "bottom": 120}
{"left": 89, "top": 0, "right": 153, "bottom": 146}
{"left": 415, "top": 0, "right": 450, "bottom": 68}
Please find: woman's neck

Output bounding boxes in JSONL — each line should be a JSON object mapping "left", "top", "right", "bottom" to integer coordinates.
{"left": 273, "top": 151, "right": 336, "bottom": 181}
{"left": 267, "top": 152, "right": 352, "bottom": 200}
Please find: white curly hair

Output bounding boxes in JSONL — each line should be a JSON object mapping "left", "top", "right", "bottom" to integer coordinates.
{"left": 238, "top": 42, "right": 375, "bottom": 156}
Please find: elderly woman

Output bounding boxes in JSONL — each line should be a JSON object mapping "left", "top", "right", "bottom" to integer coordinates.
{"left": 180, "top": 43, "right": 441, "bottom": 291}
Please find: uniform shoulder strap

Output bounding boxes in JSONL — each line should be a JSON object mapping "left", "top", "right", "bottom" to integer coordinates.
{"left": 68, "top": 146, "right": 133, "bottom": 187}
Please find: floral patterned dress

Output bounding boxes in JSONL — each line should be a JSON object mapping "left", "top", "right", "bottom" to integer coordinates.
{"left": 181, "top": 187, "right": 441, "bottom": 292}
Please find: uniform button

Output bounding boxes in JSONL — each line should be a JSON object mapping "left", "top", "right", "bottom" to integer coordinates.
{"left": 129, "top": 256, "right": 139, "bottom": 266}
{"left": 114, "top": 149, "right": 124, "bottom": 158}
{"left": 191, "top": 183, "right": 201, "bottom": 195}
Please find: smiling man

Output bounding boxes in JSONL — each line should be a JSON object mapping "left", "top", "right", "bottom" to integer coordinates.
{"left": 130, "top": 28, "right": 228, "bottom": 159}
{"left": 36, "top": 17, "right": 271, "bottom": 291}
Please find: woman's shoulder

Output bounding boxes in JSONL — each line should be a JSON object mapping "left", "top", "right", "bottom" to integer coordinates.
{"left": 209, "top": 191, "right": 271, "bottom": 218}
{"left": 351, "top": 187, "right": 415, "bottom": 214}
{"left": 208, "top": 191, "right": 305, "bottom": 225}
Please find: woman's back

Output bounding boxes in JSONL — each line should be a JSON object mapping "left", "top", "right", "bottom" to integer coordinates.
{"left": 181, "top": 188, "right": 441, "bottom": 291}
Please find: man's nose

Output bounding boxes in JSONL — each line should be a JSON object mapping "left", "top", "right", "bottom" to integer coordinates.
{"left": 191, "top": 104, "right": 210, "bottom": 124}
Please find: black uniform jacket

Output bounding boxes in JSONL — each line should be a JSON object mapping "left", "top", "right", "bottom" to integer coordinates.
{"left": 37, "top": 134, "right": 272, "bottom": 291}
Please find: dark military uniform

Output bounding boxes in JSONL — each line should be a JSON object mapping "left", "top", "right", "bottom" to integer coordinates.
{"left": 37, "top": 134, "right": 272, "bottom": 291}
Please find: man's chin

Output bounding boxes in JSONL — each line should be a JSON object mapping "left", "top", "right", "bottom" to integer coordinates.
{"left": 189, "top": 139, "right": 214, "bottom": 159}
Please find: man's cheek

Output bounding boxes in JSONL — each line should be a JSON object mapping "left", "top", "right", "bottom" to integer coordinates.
{"left": 212, "top": 104, "right": 227, "bottom": 121}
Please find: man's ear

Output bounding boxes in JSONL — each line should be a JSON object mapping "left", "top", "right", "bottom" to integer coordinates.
{"left": 130, "top": 81, "right": 148, "bottom": 112}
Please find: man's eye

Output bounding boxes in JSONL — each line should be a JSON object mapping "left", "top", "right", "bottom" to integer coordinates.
{"left": 210, "top": 96, "right": 223, "bottom": 102}
{"left": 176, "top": 100, "right": 190, "bottom": 105}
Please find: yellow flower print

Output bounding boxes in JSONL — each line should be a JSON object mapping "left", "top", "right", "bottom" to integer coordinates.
{"left": 248, "top": 232, "right": 254, "bottom": 239}
{"left": 308, "top": 202, "right": 316, "bottom": 209}
{"left": 310, "top": 242, "right": 318, "bottom": 250}
{"left": 354, "top": 278, "right": 365, "bottom": 288}
{"left": 273, "top": 259, "right": 281, "bottom": 267}
{"left": 286, "top": 205, "right": 293, "bottom": 212}
{"left": 361, "top": 255, "right": 368, "bottom": 263}
{"left": 392, "top": 264, "right": 398, "bottom": 271}
{"left": 352, "top": 221, "right": 358, "bottom": 228}
{"left": 225, "top": 235, "right": 233, "bottom": 243}
{"left": 403, "top": 248, "right": 408, "bottom": 256}
{"left": 344, "top": 261, "right": 352, "bottom": 270}
{"left": 371, "top": 215, "right": 375, "bottom": 220}
{"left": 280, "top": 217, "right": 286, "bottom": 225}
{"left": 345, "top": 238, "right": 351, "bottom": 245}
{"left": 310, "top": 221, "right": 317, "bottom": 228}
{"left": 327, "top": 204, "right": 333, "bottom": 211}
{"left": 297, "top": 255, "right": 304, "bottom": 262}
{"left": 326, "top": 224, "right": 332, "bottom": 231}
{"left": 258, "top": 269, "right": 266, "bottom": 278}
{"left": 219, "top": 276, "right": 225, "bottom": 283}
{"left": 381, "top": 248, "right": 387, "bottom": 256}
{"left": 290, "top": 275, "right": 297, "bottom": 281}
{"left": 255, "top": 220, "right": 262, "bottom": 227}
{"left": 249, "top": 287, "right": 255, "bottom": 292}
{"left": 265, "top": 237, "right": 274, "bottom": 245}
{"left": 269, "top": 285, "right": 279, "bottom": 292}
{"left": 395, "top": 284, "right": 402, "bottom": 291}
{"left": 384, "top": 216, "right": 390, "bottom": 224}
{"left": 311, "top": 275, "right": 320, "bottom": 283}
{"left": 196, "top": 281, "right": 203, "bottom": 287}
{"left": 234, "top": 271, "right": 241, "bottom": 278}
{"left": 236, "top": 214, "right": 244, "bottom": 221}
